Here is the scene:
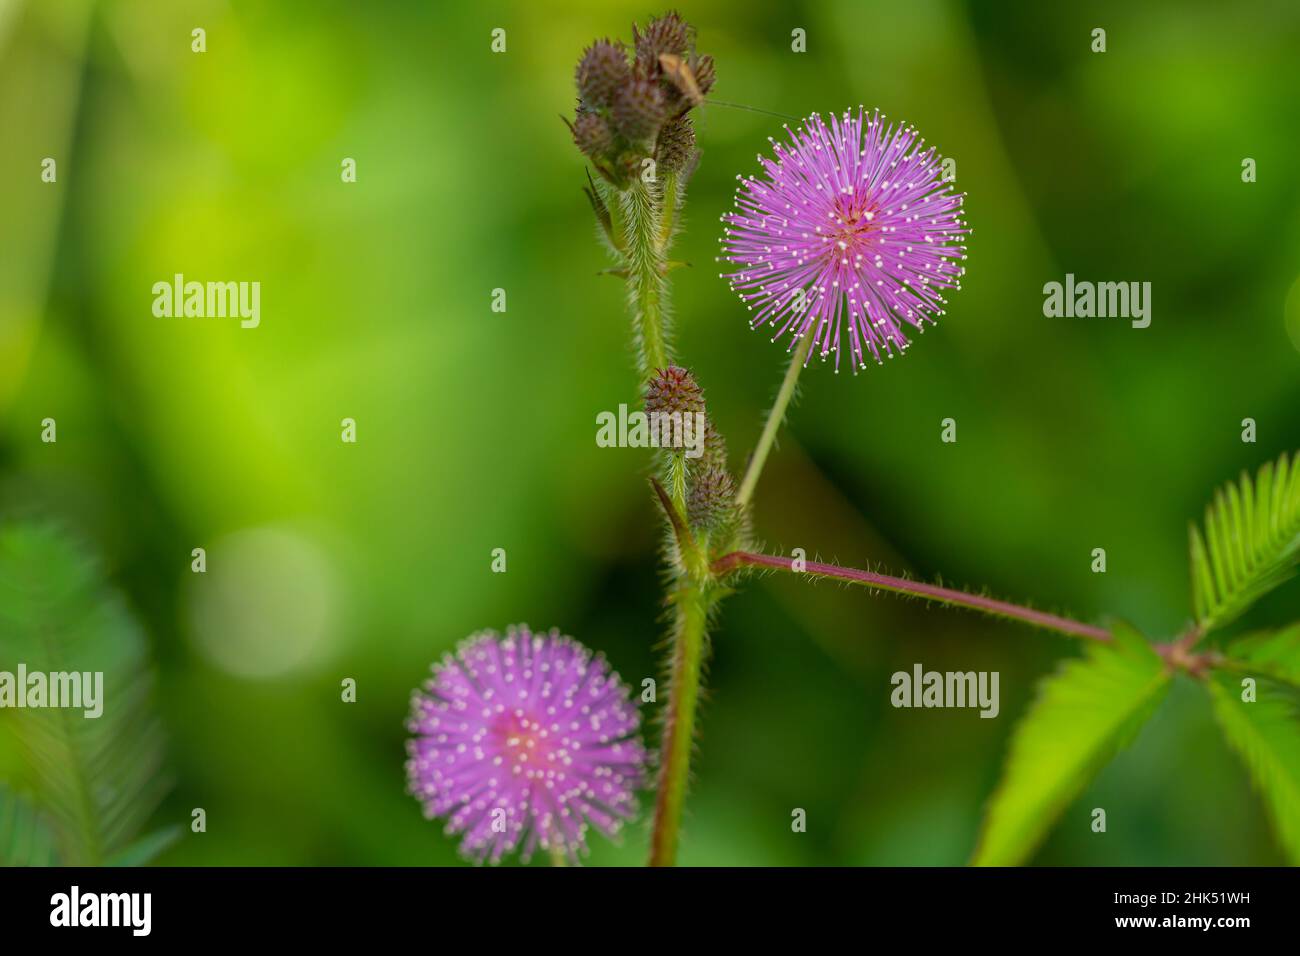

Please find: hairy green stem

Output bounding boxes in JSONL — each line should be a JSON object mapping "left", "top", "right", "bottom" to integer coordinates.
{"left": 649, "top": 584, "right": 711, "bottom": 866}
{"left": 604, "top": 178, "right": 626, "bottom": 255}
{"left": 713, "top": 550, "right": 1112, "bottom": 642}
{"left": 629, "top": 165, "right": 703, "bottom": 866}
{"left": 736, "top": 332, "right": 813, "bottom": 508}
{"left": 668, "top": 453, "right": 688, "bottom": 526}
{"left": 622, "top": 179, "right": 671, "bottom": 379}
{"left": 657, "top": 171, "right": 680, "bottom": 252}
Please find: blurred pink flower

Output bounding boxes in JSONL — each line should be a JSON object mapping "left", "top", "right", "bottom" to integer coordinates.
{"left": 406, "top": 625, "right": 646, "bottom": 864}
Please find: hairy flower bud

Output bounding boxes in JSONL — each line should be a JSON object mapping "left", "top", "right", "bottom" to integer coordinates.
{"left": 700, "top": 427, "right": 728, "bottom": 474}
{"left": 572, "top": 14, "right": 713, "bottom": 188}
{"left": 573, "top": 111, "right": 614, "bottom": 158}
{"left": 576, "top": 39, "right": 630, "bottom": 108}
{"left": 692, "top": 54, "right": 716, "bottom": 97}
{"left": 612, "top": 77, "right": 666, "bottom": 143}
{"left": 656, "top": 117, "right": 696, "bottom": 174}
{"left": 634, "top": 12, "right": 690, "bottom": 70}
{"left": 644, "top": 366, "right": 706, "bottom": 420}
{"left": 687, "top": 466, "right": 736, "bottom": 533}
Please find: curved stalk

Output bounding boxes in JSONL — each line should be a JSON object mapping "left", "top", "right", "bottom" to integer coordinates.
{"left": 736, "top": 332, "right": 813, "bottom": 508}
{"left": 713, "top": 550, "right": 1111, "bottom": 642}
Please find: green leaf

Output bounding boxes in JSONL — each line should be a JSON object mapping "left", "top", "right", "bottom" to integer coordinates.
{"left": 972, "top": 622, "right": 1170, "bottom": 866}
{"left": 1224, "top": 623, "right": 1300, "bottom": 688}
{"left": 1189, "top": 451, "right": 1300, "bottom": 633}
{"left": 1206, "top": 674, "right": 1300, "bottom": 863}
{"left": 0, "top": 522, "right": 170, "bottom": 866}
{"left": 0, "top": 786, "right": 59, "bottom": 866}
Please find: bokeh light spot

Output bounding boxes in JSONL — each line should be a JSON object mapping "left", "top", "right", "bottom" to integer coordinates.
{"left": 186, "top": 525, "right": 341, "bottom": 679}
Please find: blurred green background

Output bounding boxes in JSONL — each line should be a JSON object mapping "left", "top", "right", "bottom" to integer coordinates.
{"left": 2, "top": 0, "right": 1299, "bottom": 865}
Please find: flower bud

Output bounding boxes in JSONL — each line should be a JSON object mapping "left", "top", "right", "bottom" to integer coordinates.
{"left": 573, "top": 111, "right": 614, "bottom": 158}
{"left": 692, "top": 55, "right": 716, "bottom": 97}
{"left": 644, "top": 366, "right": 706, "bottom": 420}
{"left": 634, "top": 12, "right": 690, "bottom": 70}
{"left": 656, "top": 118, "right": 696, "bottom": 174}
{"left": 700, "top": 427, "right": 728, "bottom": 474}
{"left": 687, "top": 466, "right": 736, "bottom": 533}
{"left": 576, "top": 40, "right": 630, "bottom": 108}
{"left": 612, "top": 77, "right": 666, "bottom": 143}
{"left": 572, "top": 14, "right": 714, "bottom": 189}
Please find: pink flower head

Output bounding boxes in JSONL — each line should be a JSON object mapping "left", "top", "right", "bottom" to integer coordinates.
{"left": 719, "top": 108, "right": 969, "bottom": 372}
{"left": 405, "top": 625, "right": 647, "bottom": 864}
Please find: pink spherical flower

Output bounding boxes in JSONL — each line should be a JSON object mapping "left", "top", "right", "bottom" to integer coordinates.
{"left": 406, "top": 625, "right": 647, "bottom": 864}
{"left": 719, "top": 108, "right": 969, "bottom": 372}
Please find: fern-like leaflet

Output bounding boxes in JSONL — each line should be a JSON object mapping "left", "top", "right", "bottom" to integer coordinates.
{"left": 1189, "top": 451, "right": 1300, "bottom": 633}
